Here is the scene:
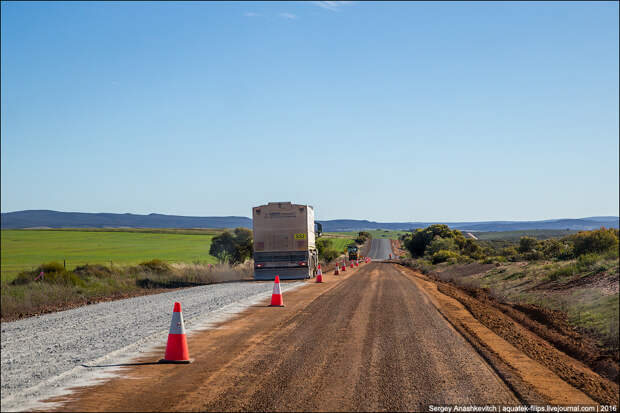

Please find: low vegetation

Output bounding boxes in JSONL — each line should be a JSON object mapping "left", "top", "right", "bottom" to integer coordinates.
{"left": 399, "top": 225, "right": 619, "bottom": 358}
{"left": 1, "top": 259, "right": 252, "bottom": 321}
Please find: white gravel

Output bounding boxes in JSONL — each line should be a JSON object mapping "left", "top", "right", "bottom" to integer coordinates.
{"left": 1, "top": 281, "right": 304, "bottom": 412}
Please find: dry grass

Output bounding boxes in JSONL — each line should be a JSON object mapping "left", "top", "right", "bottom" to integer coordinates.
{"left": 1, "top": 260, "right": 254, "bottom": 321}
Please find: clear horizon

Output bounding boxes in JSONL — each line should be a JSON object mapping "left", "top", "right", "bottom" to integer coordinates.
{"left": 2, "top": 2, "right": 618, "bottom": 222}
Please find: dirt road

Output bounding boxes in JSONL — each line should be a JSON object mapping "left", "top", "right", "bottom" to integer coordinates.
{"left": 48, "top": 260, "right": 519, "bottom": 412}
{"left": 366, "top": 238, "right": 394, "bottom": 260}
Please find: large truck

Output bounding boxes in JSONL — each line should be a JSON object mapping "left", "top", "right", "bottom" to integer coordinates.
{"left": 253, "top": 202, "right": 322, "bottom": 280}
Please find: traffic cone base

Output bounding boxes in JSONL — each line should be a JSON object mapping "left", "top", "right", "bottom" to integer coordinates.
{"left": 159, "top": 302, "right": 192, "bottom": 364}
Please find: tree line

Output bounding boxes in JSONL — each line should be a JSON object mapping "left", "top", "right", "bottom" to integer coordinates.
{"left": 400, "top": 225, "right": 619, "bottom": 265}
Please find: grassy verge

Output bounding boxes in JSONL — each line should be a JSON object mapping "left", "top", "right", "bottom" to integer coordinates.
{"left": 1, "top": 259, "right": 252, "bottom": 321}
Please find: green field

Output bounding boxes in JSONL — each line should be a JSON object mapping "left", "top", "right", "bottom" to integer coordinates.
{"left": 1, "top": 229, "right": 358, "bottom": 282}
{"left": 324, "top": 236, "right": 356, "bottom": 253}
{"left": 1, "top": 229, "right": 218, "bottom": 282}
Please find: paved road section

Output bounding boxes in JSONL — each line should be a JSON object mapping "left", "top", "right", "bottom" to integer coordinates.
{"left": 54, "top": 263, "right": 517, "bottom": 412}
{"left": 367, "top": 238, "right": 394, "bottom": 260}
{"left": 0, "top": 281, "right": 304, "bottom": 412}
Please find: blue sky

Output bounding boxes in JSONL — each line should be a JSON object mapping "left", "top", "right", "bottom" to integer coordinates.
{"left": 1, "top": 1, "right": 618, "bottom": 221}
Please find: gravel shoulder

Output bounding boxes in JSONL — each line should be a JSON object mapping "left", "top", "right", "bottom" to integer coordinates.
{"left": 0, "top": 280, "right": 304, "bottom": 412}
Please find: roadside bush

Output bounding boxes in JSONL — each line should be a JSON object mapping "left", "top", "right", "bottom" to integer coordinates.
{"left": 138, "top": 259, "right": 171, "bottom": 274}
{"left": 540, "top": 238, "right": 564, "bottom": 258}
{"left": 461, "top": 239, "right": 482, "bottom": 258}
{"left": 500, "top": 246, "right": 518, "bottom": 257}
{"left": 426, "top": 236, "right": 459, "bottom": 257}
{"left": 11, "top": 262, "right": 84, "bottom": 287}
{"left": 316, "top": 238, "right": 339, "bottom": 262}
{"left": 546, "top": 265, "right": 575, "bottom": 281}
{"left": 10, "top": 272, "right": 35, "bottom": 286}
{"left": 431, "top": 250, "right": 462, "bottom": 264}
{"left": 570, "top": 228, "right": 619, "bottom": 257}
{"left": 518, "top": 236, "right": 539, "bottom": 253}
{"left": 73, "top": 264, "right": 113, "bottom": 279}
{"left": 522, "top": 250, "right": 544, "bottom": 261}
{"left": 405, "top": 224, "right": 461, "bottom": 257}
{"left": 576, "top": 253, "right": 599, "bottom": 272}
{"left": 483, "top": 256, "right": 507, "bottom": 264}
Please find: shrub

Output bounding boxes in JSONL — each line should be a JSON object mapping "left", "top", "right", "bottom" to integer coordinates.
{"left": 570, "top": 228, "right": 619, "bottom": 257}
{"left": 546, "top": 265, "right": 575, "bottom": 281}
{"left": 405, "top": 224, "right": 460, "bottom": 257}
{"left": 522, "top": 250, "right": 544, "bottom": 261}
{"left": 431, "top": 250, "right": 462, "bottom": 264}
{"left": 518, "top": 236, "right": 538, "bottom": 253}
{"left": 484, "top": 256, "right": 507, "bottom": 264}
{"left": 426, "top": 237, "right": 458, "bottom": 256}
{"left": 138, "top": 259, "right": 171, "bottom": 273}
{"left": 500, "top": 246, "right": 518, "bottom": 257}
{"left": 576, "top": 253, "right": 599, "bottom": 272}
{"left": 316, "top": 238, "right": 339, "bottom": 262}
{"left": 11, "top": 262, "right": 84, "bottom": 287}
{"left": 73, "top": 264, "right": 113, "bottom": 279}
{"left": 11, "top": 272, "right": 35, "bottom": 286}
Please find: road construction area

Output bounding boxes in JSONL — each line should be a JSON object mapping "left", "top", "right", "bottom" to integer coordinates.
{"left": 31, "top": 240, "right": 519, "bottom": 412}
{"left": 3, "top": 239, "right": 610, "bottom": 411}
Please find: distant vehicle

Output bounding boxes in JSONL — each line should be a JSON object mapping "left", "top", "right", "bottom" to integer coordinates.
{"left": 252, "top": 202, "right": 322, "bottom": 280}
{"left": 347, "top": 244, "right": 360, "bottom": 261}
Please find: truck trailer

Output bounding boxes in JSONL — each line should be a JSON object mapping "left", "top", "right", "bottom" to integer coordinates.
{"left": 253, "top": 202, "right": 321, "bottom": 280}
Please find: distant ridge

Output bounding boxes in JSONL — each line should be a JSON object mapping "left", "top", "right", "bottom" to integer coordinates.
{"left": 316, "top": 217, "right": 619, "bottom": 232}
{"left": 1, "top": 210, "right": 618, "bottom": 232}
{"left": 0, "top": 210, "right": 251, "bottom": 230}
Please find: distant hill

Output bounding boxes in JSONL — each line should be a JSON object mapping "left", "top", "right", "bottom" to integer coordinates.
{"left": 1, "top": 210, "right": 618, "bottom": 232}
{"left": 0, "top": 210, "right": 251, "bottom": 230}
{"left": 317, "top": 217, "right": 619, "bottom": 232}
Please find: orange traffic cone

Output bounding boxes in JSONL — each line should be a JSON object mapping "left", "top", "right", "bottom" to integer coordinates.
{"left": 160, "top": 302, "right": 192, "bottom": 364}
{"left": 355, "top": 260, "right": 359, "bottom": 267}
{"left": 316, "top": 264, "right": 323, "bottom": 283}
{"left": 350, "top": 261, "right": 354, "bottom": 268}
{"left": 334, "top": 265, "right": 340, "bottom": 275}
{"left": 342, "top": 261, "right": 346, "bottom": 272}
{"left": 270, "top": 275, "right": 284, "bottom": 307}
